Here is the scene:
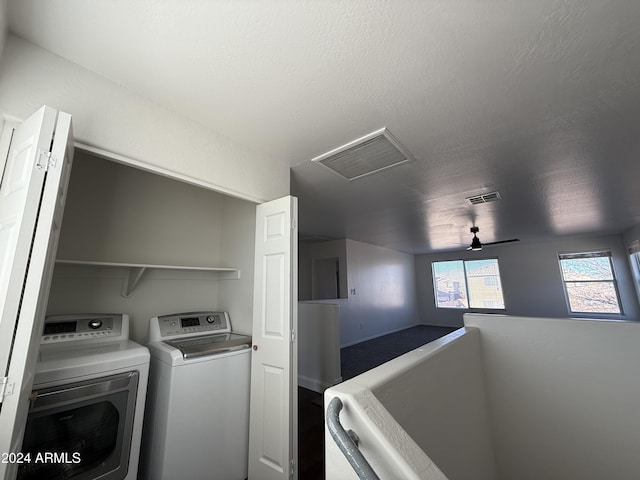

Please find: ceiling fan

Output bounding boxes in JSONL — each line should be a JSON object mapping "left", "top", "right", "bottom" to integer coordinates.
{"left": 467, "top": 226, "right": 519, "bottom": 251}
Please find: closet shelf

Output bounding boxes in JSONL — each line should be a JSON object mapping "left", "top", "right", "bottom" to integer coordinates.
{"left": 55, "top": 259, "right": 241, "bottom": 297}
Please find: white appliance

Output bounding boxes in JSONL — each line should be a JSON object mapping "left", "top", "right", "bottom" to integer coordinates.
{"left": 140, "top": 311, "right": 252, "bottom": 480}
{"left": 18, "top": 313, "right": 149, "bottom": 480}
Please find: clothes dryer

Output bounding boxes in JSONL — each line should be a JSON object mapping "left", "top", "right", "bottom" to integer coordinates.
{"left": 18, "top": 313, "right": 149, "bottom": 480}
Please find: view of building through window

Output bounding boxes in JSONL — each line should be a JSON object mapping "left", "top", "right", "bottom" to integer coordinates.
{"left": 559, "top": 251, "right": 622, "bottom": 314}
{"left": 432, "top": 259, "right": 505, "bottom": 309}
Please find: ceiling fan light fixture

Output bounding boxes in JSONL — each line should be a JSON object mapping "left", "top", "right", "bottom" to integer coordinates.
{"left": 464, "top": 225, "right": 519, "bottom": 251}
{"left": 467, "top": 226, "right": 483, "bottom": 251}
{"left": 470, "top": 234, "right": 483, "bottom": 251}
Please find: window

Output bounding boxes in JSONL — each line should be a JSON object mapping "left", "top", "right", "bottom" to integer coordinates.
{"left": 628, "top": 247, "right": 640, "bottom": 304}
{"left": 558, "top": 251, "right": 622, "bottom": 315}
{"left": 432, "top": 258, "right": 505, "bottom": 309}
{"left": 484, "top": 277, "right": 498, "bottom": 287}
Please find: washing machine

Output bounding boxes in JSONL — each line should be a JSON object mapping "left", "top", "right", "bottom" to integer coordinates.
{"left": 18, "top": 313, "right": 150, "bottom": 480}
{"left": 139, "top": 311, "right": 252, "bottom": 480}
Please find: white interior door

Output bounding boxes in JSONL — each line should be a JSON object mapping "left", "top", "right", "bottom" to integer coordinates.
{"left": 0, "top": 106, "right": 74, "bottom": 480}
{"left": 249, "top": 195, "right": 298, "bottom": 480}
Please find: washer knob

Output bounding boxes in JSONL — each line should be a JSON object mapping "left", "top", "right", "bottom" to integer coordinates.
{"left": 206, "top": 315, "right": 216, "bottom": 324}
{"left": 88, "top": 319, "right": 103, "bottom": 329}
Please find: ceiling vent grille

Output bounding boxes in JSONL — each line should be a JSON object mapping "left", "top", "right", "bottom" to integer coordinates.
{"left": 467, "top": 191, "right": 502, "bottom": 205}
{"left": 311, "top": 128, "right": 414, "bottom": 181}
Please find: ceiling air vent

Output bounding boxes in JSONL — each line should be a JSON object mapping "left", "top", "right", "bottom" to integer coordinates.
{"left": 466, "top": 191, "right": 502, "bottom": 205}
{"left": 311, "top": 128, "right": 414, "bottom": 181}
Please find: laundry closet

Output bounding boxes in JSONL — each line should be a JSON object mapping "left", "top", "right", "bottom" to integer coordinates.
{"left": 1, "top": 107, "right": 297, "bottom": 480}
{"left": 38, "top": 150, "right": 261, "bottom": 479}
{"left": 46, "top": 149, "right": 257, "bottom": 342}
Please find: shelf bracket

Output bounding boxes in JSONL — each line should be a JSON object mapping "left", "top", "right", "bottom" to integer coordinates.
{"left": 122, "top": 266, "right": 147, "bottom": 297}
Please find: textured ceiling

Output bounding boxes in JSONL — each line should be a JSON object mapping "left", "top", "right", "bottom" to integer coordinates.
{"left": 7, "top": 0, "right": 640, "bottom": 253}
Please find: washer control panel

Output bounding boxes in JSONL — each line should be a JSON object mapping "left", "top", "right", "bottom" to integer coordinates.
{"left": 152, "top": 311, "right": 231, "bottom": 339}
{"left": 41, "top": 314, "right": 126, "bottom": 344}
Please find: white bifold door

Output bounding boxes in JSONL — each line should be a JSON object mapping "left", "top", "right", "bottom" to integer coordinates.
{"left": 0, "top": 106, "right": 74, "bottom": 480}
{"left": 249, "top": 195, "right": 298, "bottom": 480}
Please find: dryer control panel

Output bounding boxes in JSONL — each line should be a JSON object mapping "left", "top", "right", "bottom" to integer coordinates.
{"left": 150, "top": 311, "right": 232, "bottom": 340}
{"left": 41, "top": 314, "right": 127, "bottom": 344}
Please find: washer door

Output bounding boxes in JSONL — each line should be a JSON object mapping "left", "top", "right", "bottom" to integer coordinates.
{"left": 18, "top": 371, "right": 139, "bottom": 480}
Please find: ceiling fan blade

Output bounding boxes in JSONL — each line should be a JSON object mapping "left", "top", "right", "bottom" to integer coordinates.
{"left": 482, "top": 238, "right": 520, "bottom": 246}
{"left": 463, "top": 226, "right": 520, "bottom": 251}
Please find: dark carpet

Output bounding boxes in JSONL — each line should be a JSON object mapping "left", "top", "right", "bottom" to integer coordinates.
{"left": 340, "top": 325, "right": 458, "bottom": 380}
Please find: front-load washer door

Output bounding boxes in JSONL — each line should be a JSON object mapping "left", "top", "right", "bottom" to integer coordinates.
{"left": 18, "top": 371, "right": 139, "bottom": 480}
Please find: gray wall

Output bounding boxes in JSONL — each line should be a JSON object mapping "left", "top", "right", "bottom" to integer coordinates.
{"left": 415, "top": 233, "right": 640, "bottom": 327}
{"left": 300, "top": 239, "right": 420, "bottom": 347}
{"left": 299, "top": 239, "right": 348, "bottom": 301}
{"left": 49, "top": 151, "right": 257, "bottom": 341}
{"left": 217, "top": 194, "right": 257, "bottom": 334}
{"left": 57, "top": 151, "right": 227, "bottom": 266}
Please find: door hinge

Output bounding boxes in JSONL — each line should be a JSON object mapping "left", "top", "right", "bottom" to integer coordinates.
{"left": 35, "top": 150, "right": 57, "bottom": 171}
{"left": 290, "top": 459, "right": 296, "bottom": 477}
{"left": 291, "top": 329, "right": 296, "bottom": 343}
{"left": 0, "top": 376, "right": 14, "bottom": 403}
{"left": 291, "top": 218, "right": 296, "bottom": 230}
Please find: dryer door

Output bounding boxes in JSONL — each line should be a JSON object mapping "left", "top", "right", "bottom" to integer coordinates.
{"left": 18, "top": 371, "right": 139, "bottom": 480}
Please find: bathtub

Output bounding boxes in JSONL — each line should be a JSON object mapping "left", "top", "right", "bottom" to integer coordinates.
{"left": 324, "top": 314, "right": 640, "bottom": 480}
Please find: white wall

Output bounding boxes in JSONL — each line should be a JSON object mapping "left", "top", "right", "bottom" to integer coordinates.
{"left": 623, "top": 223, "right": 640, "bottom": 252}
{"left": 415, "top": 233, "right": 640, "bottom": 327}
{"left": 298, "top": 302, "right": 341, "bottom": 392}
{"left": 326, "top": 314, "right": 640, "bottom": 479}
{"left": 47, "top": 151, "right": 256, "bottom": 341}
{"left": 304, "top": 239, "right": 420, "bottom": 347}
{"left": 465, "top": 313, "right": 640, "bottom": 480}
{"left": 623, "top": 224, "right": 640, "bottom": 305}
{"left": 324, "top": 328, "right": 495, "bottom": 480}
{"left": 0, "top": 0, "right": 7, "bottom": 58}
{"left": 0, "top": 34, "right": 289, "bottom": 203}
{"left": 373, "top": 328, "right": 496, "bottom": 480}
{"left": 343, "top": 239, "right": 420, "bottom": 345}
